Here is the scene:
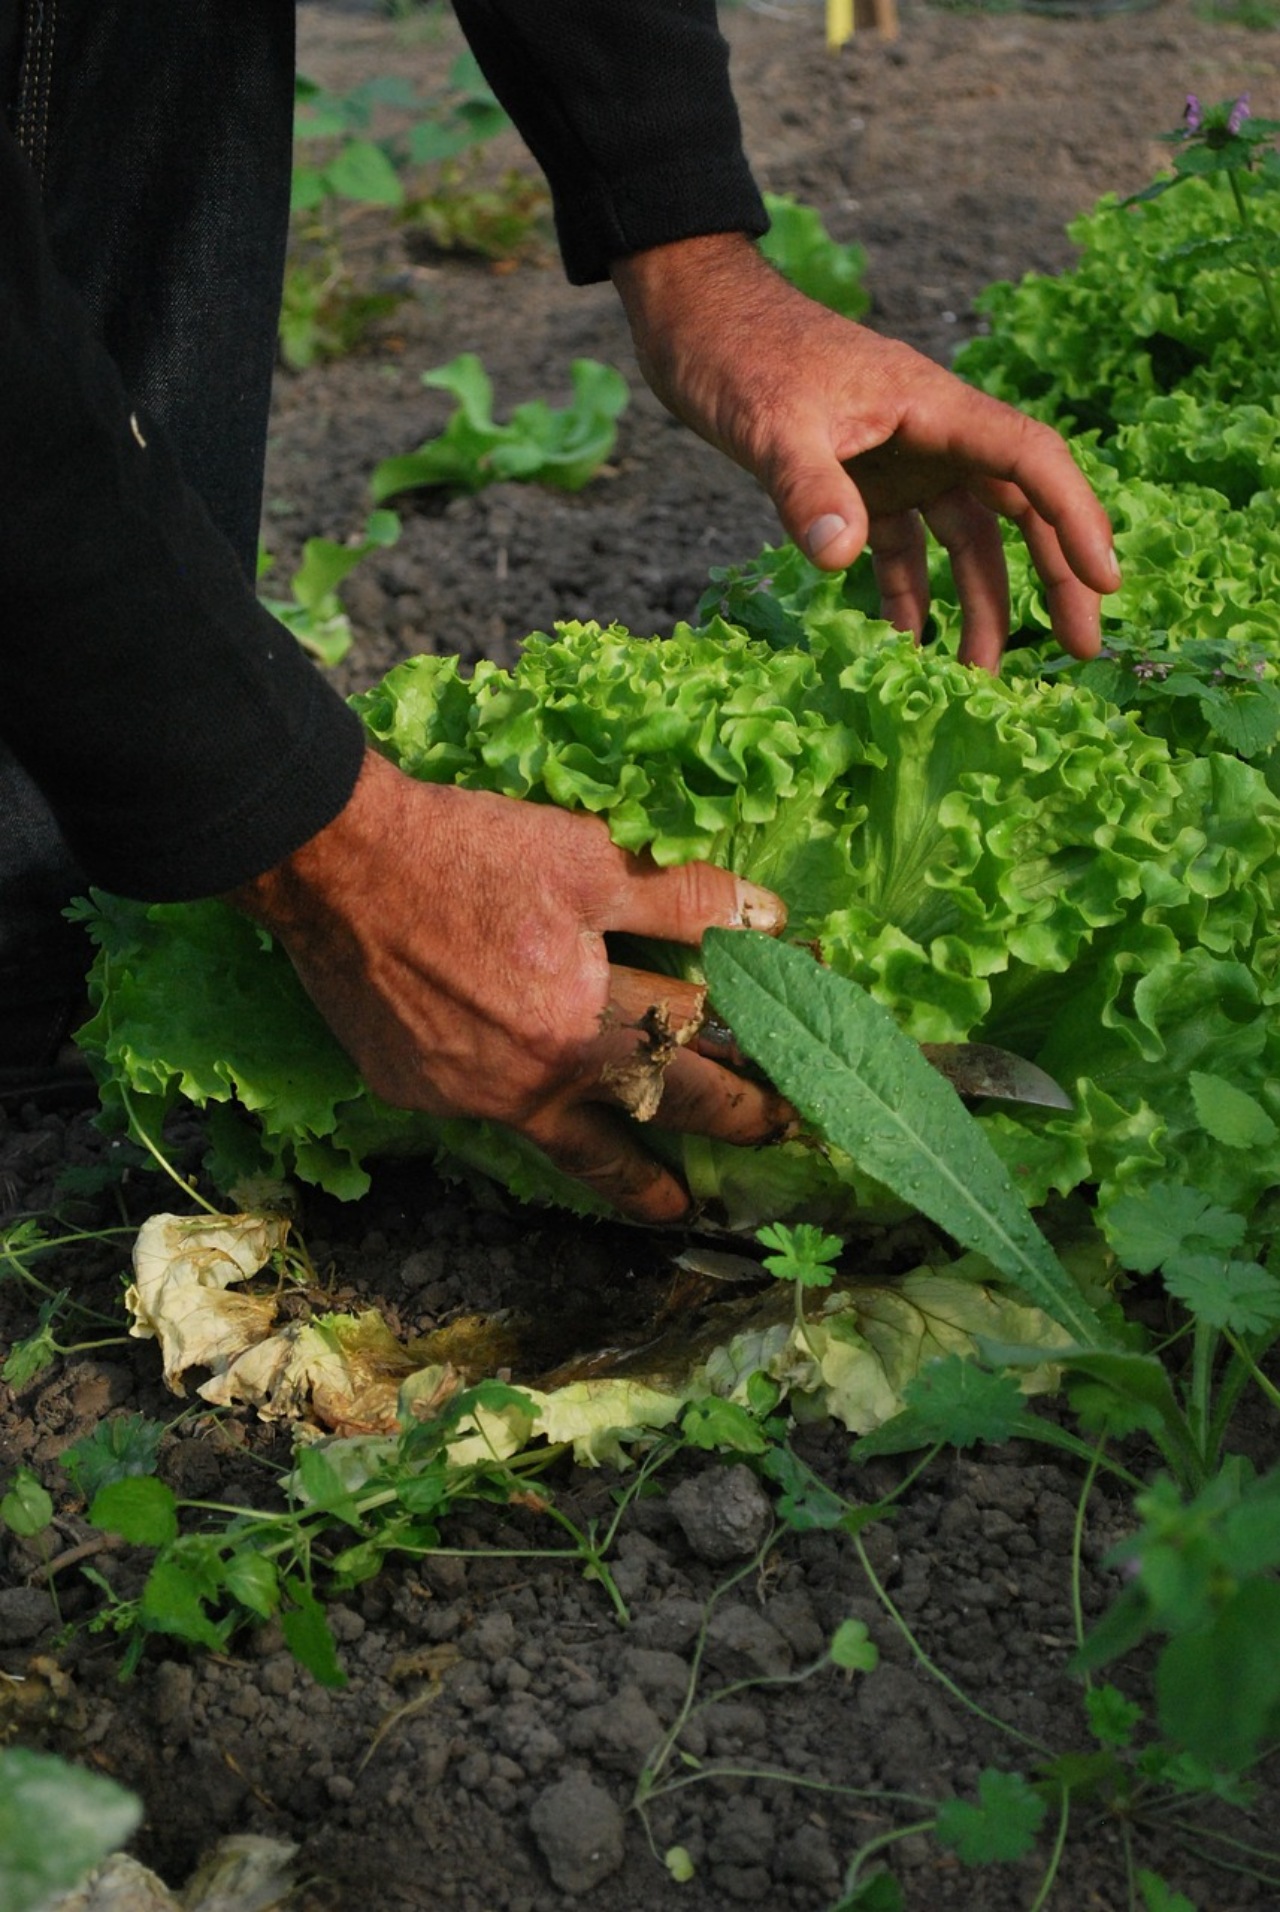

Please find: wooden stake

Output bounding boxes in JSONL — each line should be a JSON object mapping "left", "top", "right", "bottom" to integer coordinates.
{"left": 827, "top": 0, "right": 855, "bottom": 47}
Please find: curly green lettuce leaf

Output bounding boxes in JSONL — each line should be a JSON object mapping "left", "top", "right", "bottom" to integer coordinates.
{"left": 80, "top": 617, "right": 1280, "bottom": 1256}
{"left": 369, "top": 353, "right": 628, "bottom": 500}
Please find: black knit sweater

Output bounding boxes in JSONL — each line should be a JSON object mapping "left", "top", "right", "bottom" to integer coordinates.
{"left": 0, "top": 1, "right": 766, "bottom": 901}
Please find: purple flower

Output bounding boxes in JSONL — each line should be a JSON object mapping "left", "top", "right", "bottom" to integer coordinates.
{"left": 1184, "top": 93, "right": 1202, "bottom": 134}
{"left": 1228, "top": 93, "right": 1251, "bottom": 135}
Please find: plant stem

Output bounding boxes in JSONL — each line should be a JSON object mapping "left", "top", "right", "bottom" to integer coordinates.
{"left": 853, "top": 1532, "right": 1052, "bottom": 1756}
{"left": 1027, "top": 1784, "right": 1071, "bottom": 1912}
{"left": 1070, "top": 1432, "right": 1108, "bottom": 1673}
{"left": 643, "top": 1762, "right": 931, "bottom": 1812}
{"left": 1224, "top": 1330, "right": 1280, "bottom": 1414}
{"left": 841, "top": 1817, "right": 937, "bottom": 1888}
{"left": 118, "top": 1085, "right": 222, "bottom": 1218}
{"left": 634, "top": 1542, "right": 774, "bottom": 1809}
{"left": 1228, "top": 168, "right": 1280, "bottom": 346}
{"left": 1186, "top": 1314, "right": 1217, "bottom": 1476}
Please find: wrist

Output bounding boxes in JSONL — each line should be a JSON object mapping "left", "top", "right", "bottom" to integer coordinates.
{"left": 224, "top": 747, "right": 415, "bottom": 940}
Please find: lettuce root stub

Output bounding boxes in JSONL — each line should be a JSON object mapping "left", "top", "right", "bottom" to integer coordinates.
{"left": 79, "top": 613, "right": 1280, "bottom": 1258}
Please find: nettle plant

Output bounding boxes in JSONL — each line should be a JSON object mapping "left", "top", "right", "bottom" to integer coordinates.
{"left": 1136, "top": 93, "right": 1280, "bottom": 345}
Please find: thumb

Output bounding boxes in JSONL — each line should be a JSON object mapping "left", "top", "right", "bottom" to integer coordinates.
{"left": 767, "top": 438, "right": 872, "bottom": 573}
{"left": 603, "top": 852, "right": 787, "bottom": 947}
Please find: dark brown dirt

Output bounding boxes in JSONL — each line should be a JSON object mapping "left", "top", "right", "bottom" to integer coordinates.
{"left": 4, "top": 4, "right": 1280, "bottom": 1908}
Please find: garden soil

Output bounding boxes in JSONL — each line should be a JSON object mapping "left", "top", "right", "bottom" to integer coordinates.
{"left": 3, "top": 3, "right": 1280, "bottom": 1908}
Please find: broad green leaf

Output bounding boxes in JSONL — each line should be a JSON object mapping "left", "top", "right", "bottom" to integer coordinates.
{"left": 1, "top": 1468, "right": 53, "bottom": 1539}
{"left": 702, "top": 930, "right": 1105, "bottom": 1347}
{"left": 139, "top": 1556, "right": 228, "bottom": 1652}
{"left": 832, "top": 1877, "right": 904, "bottom": 1912}
{"left": 934, "top": 1769, "right": 1047, "bottom": 1863}
{"left": 1188, "top": 1071, "right": 1279, "bottom": 1150}
{"left": 1209, "top": 686, "right": 1280, "bottom": 758}
{"left": 829, "top": 1618, "right": 879, "bottom": 1672}
{"left": 222, "top": 1552, "right": 281, "bottom": 1621}
{"left": 1037, "top": 1748, "right": 1121, "bottom": 1795}
{"left": 759, "top": 1444, "right": 874, "bottom": 1534}
{"left": 1105, "top": 1182, "right": 1246, "bottom": 1273}
{"left": 370, "top": 355, "right": 626, "bottom": 500}
{"left": 0, "top": 1750, "right": 141, "bottom": 1912}
{"left": 852, "top": 1355, "right": 1025, "bottom": 1457}
{"left": 280, "top": 1583, "right": 347, "bottom": 1688}
{"left": 1074, "top": 1583, "right": 1152, "bottom": 1677}
{"left": 1161, "top": 1253, "right": 1280, "bottom": 1334}
{"left": 1138, "top": 1872, "right": 1198, "bottom": 1912}
{"left": 759, "top": 193, "right": 870, "bottom": 319}
{"left": 2, "top": 1323, "right": 57, "bottom": 1390}
{"left": 324, "top": 138, "right": 404, "bottom": 206}
{"left": 681, "top": 1398, "right": 769, "bottom": 1454}
{"left": 294, "top": 1445, "right": 368, "bottom": 1534}
{"left": 62, "top": 1416, "right": 166, "bottom": 1502}
{"left": 1066, "top": 1376, "right": 1163, "bottom": 1441}
{"left": 89, "top": 1476, "right": 179, "bottom": 1548}
{"left": 1054, "top": 1349, "right": 1202, "bottom": 1483}
{"left": 1156, "top": 1579, "right": 1280, "bottom": 1769}
{"left": 289, "top": 166, "right": 327, "bottom": 215}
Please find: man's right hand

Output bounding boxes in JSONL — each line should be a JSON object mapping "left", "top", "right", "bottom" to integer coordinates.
{"left": 227, "top": 749, "right": 792, "bottom": 1224}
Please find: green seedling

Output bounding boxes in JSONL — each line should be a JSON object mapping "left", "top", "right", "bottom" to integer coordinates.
{"left": 284, "top": 55, "right": 524, "bottom": 367}
{"left": 369, "top": 353, "right": 629, "bottom": 499}
{"left": 259, "top": 509, "right": 401, "bottom": 665}
{"left": 1, "top": 1219, "right": 137, "bottom": 1389}
{"left": 759, "top": 191, "right": 870, "bottom": 319}
{"left": 755, "top": 1219, "right": 843, "bottom": 1353}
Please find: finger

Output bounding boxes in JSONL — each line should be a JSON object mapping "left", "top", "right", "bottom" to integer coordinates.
{"left": 591, "top": 966, "right": 781, "bottom": 1132}
{"left": 934, "top": 398, "right": 1120, "bottom": 598}
{"left": 642, "top": 1045, "right": 796, "bottom": 1145}
{"left": 1014, "top": 505, "right": 1105, "bottom": 661}
{"left": 599, "top": 852, "right": 787, "bottom": 946}
{"left": 921, "top": 488, "right": 1011, "bottom": 673}
{"left": 524, "top": 1101, "right": 695, "bottom": 1225}
{"left": 752, "top": 411, "right": 875, "bottom": 572}
{"left": 867, "top": 509, "right": 930, "bottom": 640}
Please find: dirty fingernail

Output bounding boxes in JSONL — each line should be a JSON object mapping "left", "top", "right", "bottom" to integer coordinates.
{"left": 805, "top": 513, "right": 847, "bottom": 559}
{"left": 733, "top": 882, "right": 787, "bottom": 933}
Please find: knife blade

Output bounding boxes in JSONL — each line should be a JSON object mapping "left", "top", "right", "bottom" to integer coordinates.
{"left": 695, "top": 1013, "right": 1072, "bottom": 1110}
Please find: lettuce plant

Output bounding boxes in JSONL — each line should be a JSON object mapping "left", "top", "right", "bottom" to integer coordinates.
{"left": 369, "top": 353, "right": 628, "bottom": 500}
{"left": 258, "top": 509, "right": 401, "bottom": 666}
{"left": 78, "top": 613, "right": 1280, "bottom": 1266}
{"left": 953, "top": 171, "right": 1280, "bottom": 435}
{"left": 758, "top": 192, "right": 870, "bottom": 319}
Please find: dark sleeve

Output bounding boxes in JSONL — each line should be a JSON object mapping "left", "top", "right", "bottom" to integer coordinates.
{"left": 0, "top": 118, "right": 367, "bottom": 905}
{"left": 452, "top": 0, "right": 768, "bottom": 284}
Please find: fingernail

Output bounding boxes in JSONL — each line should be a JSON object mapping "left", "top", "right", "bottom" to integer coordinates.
{"left": 1105, "top": 543, "right": 1122, "bottom": 589}
{"left": 805, "top": 514, "right": 847, "bottom": 559}
{"left": 732, "top": 882, "right": 786, "bottom": 933}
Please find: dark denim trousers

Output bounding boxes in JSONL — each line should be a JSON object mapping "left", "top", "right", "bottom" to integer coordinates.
{"left": 0, "top": 2, "right": 295, "bottom": 1023}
